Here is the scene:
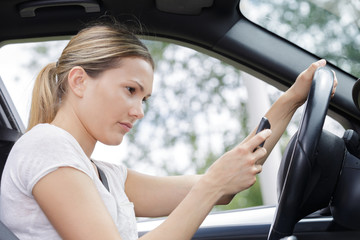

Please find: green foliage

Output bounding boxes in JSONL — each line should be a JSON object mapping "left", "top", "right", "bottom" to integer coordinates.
{"left": 26, "top": 0, "right": 358, "bottom": 208}
{"left": 123, "top": 40, "right": 264, "bottom": 208}
{"left": 243, "top": 0, "right": 360, "bottom": 77}
{"left": 215, "top": 176, "right": 263, "bottom": 211}
{"left": 23, "top": 41, "right": 68, "bottom": 71}
{"left": 3, "top": 0, "right": 353, "bottom": 212}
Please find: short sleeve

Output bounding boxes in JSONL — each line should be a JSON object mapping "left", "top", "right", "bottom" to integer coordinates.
{"left": 5, "top": 124, "right": 95, "bottom": 196}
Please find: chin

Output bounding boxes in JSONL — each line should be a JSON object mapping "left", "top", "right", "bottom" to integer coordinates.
{"left": 100, "top": 135, "right": 124, "bottom": 146}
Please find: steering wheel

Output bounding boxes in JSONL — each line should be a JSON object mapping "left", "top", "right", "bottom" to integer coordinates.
{"left": 267, "top": 66, "right": 335, "bottom": 240}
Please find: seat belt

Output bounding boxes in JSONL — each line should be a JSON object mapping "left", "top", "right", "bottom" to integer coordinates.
{"left": 0, "top": 221, "right": 19, "bottom": 240}
{"left": 92, "top": 162, "right": 110, "bottom": 192}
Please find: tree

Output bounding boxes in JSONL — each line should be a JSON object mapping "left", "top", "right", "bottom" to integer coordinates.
{"left": 242, "top": 0, "right": 360, "bottom": 77}
{"left": 10, "top": 39, "right": 262, "bottom": 210}
{"left": 127, "top": 40, "right": 264, "bottom": 209}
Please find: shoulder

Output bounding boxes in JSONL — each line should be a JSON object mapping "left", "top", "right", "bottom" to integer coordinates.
{"left": 11, "top": 124, "right": 84, "bottom": 161}
{"left": 3, "top": 124, "right": 93, "bottom": 194}
{"left": 10, "top": 123, "right": 88, "bottom": 165}
{"left": 17, "top": 124, "right": 78, "bottom": 148}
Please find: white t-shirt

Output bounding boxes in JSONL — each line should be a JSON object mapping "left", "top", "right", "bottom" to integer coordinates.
{"left": 0, "top": 124, "right": 138, "bottom": 240}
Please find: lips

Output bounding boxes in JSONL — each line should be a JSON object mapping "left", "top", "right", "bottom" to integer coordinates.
{"left": 118, "top": 122, "right": 133, "bottom": 132}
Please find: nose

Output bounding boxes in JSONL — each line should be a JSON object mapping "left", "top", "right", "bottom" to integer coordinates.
{"left": 129, "top": 101, "right": 145, "bottom": 119}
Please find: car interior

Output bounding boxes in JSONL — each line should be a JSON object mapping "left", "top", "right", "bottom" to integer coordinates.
{"left": 0, "top": 76, "right": 22, "bottom": 239}
{"left": 0, "top": 0, "right": 360, "bottom": 239}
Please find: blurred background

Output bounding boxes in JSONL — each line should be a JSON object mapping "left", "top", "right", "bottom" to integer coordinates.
{"left": 0, "top": 0, "right": 354, "bottom": 212}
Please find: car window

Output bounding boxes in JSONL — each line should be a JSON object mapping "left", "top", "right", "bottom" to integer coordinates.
{"left": 0, "top": 39, "right": 344, "bottom": 211}
{"left": 240, "top": 0, "right": 360, "bottom": 78}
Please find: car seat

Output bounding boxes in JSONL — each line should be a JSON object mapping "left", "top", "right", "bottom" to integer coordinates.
{"left": 0, "top": 75, "right": 23, "bottom": 239}
{"left": 0, "top": 127, "right": 21, "bottom": 240}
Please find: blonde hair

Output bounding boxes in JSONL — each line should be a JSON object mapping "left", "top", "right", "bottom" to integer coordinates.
{"left": 27, "top": 21, "right": 154, "bottom": 131}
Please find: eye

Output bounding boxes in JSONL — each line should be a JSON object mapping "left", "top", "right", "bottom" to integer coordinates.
{"left": 126, "top": 86, "right": 136, "bottom": 94}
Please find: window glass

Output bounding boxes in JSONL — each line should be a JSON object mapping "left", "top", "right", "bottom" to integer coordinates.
{"left": 0, "top": 41, "right": 68, "bottom": 124}
{"left": 240, "top": 0, "right": 360, "bottom": 78}
{"left": 0, "top": 39, "right": 344, "bottom": 211}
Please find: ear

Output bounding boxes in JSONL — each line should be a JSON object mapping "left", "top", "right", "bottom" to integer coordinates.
{"left": 67, "top": 66, "right": 88, "bottom": 98}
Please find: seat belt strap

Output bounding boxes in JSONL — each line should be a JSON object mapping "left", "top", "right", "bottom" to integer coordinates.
{"left": 91, "top": 160, "right": 110, "bottom": 192}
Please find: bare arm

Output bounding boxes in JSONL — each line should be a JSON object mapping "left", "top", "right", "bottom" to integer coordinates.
{"left": 140, "top": 129, "right": 270, "bottom": 240}
{"left": 33, "top": 167, "right": 123, "bottom": 240}
{"left": 33, "top": 129, "right": 270, "bottom": 240}
{"left": 128, "top": 60, "right": 337, "bottom": 219}
{"left": 32, "top": 60, "right": 336, "bottom": 240}
{"left": 247, "top": 60, "right": 337, "bottom": 164}
{"left": 125, "top": 170, "right": 233, "bottom": 218}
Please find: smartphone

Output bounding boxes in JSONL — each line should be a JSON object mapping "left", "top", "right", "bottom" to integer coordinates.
{"left": 255, "top": 117, "right": 271, "bottom": 148}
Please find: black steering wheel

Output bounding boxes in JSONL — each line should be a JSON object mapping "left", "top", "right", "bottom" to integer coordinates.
{"left": 267, "top": 66, "right": 335, "bottom": 240}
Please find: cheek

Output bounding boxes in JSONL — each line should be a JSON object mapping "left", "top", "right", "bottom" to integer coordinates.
{"left": 81, "top": 85, "right": 131, "bottom": 134}
{"left": 92, "top": 93, "right": 130, "bottom": 127}
{"left": 77, "top": 94, "right": 112, "bottom": 132}
{"left": 104, "top": 94, "right": 128, "bottom": 116}
{"left": 89, "top": 88, "right": 119, "bottom": 116}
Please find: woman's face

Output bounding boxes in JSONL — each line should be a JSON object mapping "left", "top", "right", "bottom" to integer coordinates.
{"left": 78, "top": 57, "right": 154, "bottom": 145}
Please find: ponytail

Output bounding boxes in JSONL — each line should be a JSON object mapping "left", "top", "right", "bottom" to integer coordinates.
{"left": 27, "top": 62, "right": 59, "bottom": 131}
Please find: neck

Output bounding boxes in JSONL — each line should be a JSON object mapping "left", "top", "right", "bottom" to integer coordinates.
{"left": 51, "top": 106, "right": 96, "bottom": 159}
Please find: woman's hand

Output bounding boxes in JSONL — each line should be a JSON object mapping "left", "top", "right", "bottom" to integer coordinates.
{"left": 202, "top": 129, "right": 272, "bottom": 197}
{"left": 287, "top": 59, "right": 338, "bottom": 107}
{"left": 243, "top": 59, "right": 337, "bottom": 166}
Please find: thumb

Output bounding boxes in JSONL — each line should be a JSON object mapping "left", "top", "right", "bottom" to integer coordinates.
{"left": 305, "top": 59, "right": 326, "bottom": 76}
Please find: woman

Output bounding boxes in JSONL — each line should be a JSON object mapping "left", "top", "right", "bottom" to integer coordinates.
{"left": 0, "top": 21, "right": 337, "bottom": 240}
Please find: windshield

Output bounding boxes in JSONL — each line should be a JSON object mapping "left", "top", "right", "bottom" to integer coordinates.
{"left": 240, "top": 0, "right": 360, "bottom": 78}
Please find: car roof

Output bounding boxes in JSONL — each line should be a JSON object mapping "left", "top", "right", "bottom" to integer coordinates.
{"left": 0, "top": 0, "right": 359, "bottom": 128}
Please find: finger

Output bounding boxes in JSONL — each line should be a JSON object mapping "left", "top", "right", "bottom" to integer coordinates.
{"left": 253, "top": 145, "right": 267, "bottom": 156}
{"left": 301, "top": 59, "right": 327, "bottom": 80}
{"left": 317, "top": 59, "right": 327, "bottom": 67}
{"left": 331, "top": 70, "right": 337, "bottom": 98}
{"left": 254, "top": 164, "right": 263, "bottom": 174}
{"left": 250, "top": 129, "right": 271, "bottom": 151}
{"left": 253, "top": 146, "right": 267, "bottom": 165}
{"left": 314, "top": 59, "right": 326, "bottom": 68}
